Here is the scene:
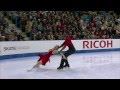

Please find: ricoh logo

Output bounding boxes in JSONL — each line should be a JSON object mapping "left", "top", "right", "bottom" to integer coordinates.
{"left": 83, "top": 40, "right": 113, "bottom": 49}
{"left": 4, "top": 46, "right": 30, "bottom": 51}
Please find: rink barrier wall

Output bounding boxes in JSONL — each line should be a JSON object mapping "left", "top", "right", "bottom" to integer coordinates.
{"left": 0, "top": 48, "right": 120, "bottom": 60}
{"left": 0, "top": 39, "right": 120, "bottom": 60}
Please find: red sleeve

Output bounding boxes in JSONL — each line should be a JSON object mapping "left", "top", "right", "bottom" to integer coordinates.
{"left": 61, "top": 41, "right": 66, "bottom": 47}
{"left": 61, "top": 35, "right": 72, "bottom": 47}
{"left": 63, "top": 38, "right": 72, "bottom": 46}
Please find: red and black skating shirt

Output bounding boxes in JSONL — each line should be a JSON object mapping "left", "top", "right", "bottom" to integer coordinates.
{"left": 62, "top": 35, "right": 73, "bottom": 47}
{"left": 38, "top": 49, "right": 53, "bottom": 60}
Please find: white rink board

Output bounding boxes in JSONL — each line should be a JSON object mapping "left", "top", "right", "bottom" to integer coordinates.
{"left": 0, "top": 42, "right": 1, "bottom": 55}
{"left": 0, "top": 39, "right": 120, "bottom": 56}
{"left": 0, "top": 41, "right": 66, "bottom": 56}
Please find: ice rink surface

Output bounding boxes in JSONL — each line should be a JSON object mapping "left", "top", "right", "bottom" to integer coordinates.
{"left": 0, "top": 51, "right": 120, "bottom": 79}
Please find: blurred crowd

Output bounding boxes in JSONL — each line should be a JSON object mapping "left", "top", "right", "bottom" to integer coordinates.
{"left": 0, "top": 11, "right": 120, "bottom": 41}
{"left": 0, "top": 12, "right": 25, "bottom": 41}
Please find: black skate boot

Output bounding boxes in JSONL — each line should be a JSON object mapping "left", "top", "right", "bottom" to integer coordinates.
{"left": 63, "top": 60, "right": 70, "bottom": 68}
{"left": 63, "top": 64, "right": 70, "bottom": 68}
{"left": 57, "top": 60, "right": 64, "bottom": 70}
{"left": 57, "top": 66, "right": 63, "bottom": 70}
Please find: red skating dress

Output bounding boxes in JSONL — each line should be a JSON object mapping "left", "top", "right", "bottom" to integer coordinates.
{"left": 38, "top": 49, "right": 53, "bottom": 65}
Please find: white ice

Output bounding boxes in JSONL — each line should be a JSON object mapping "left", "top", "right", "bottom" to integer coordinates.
{"left": 0, "top": 51, "right": 120, "bottom": 79}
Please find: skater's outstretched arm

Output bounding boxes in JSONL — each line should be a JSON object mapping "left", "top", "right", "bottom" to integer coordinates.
{"left": 52, "top": 50, "right": 66, "bottom": 59}
{"left": 59, "top": 45, "right": 66, "bottom": 52}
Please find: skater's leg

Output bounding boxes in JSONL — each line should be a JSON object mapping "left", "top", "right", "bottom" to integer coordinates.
{"left": 62, "top": 51, "right": 71, "bottom": 67}
{"left": 57, "top": 51, "right": 70, "bottom": 70}
{"left": 33, "top": 60, "right": 42, "bottom": 68}
{"left": 57, "top": 59, "right": 65, "bottom": 70}
{"left": 63, "top": 60, "right": 70, "bottom": 68}
{"left": 63, "top": 50, "right": 75, "bottom": 68}
{"left": 57, "top": 49, "right": 75, "bottom": 70}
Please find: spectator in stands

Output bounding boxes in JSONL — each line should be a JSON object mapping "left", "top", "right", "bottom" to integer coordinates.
{"left": 1, "top": 11, "right": 120, "bottom": 41}
{"left": 36, "top": 31, "right": 42, "bottom": 40}
{"left": 58, "top": 32, "right": 64, "bottom": 40}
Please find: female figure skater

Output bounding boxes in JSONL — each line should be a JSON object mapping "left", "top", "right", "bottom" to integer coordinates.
{"left": 28, "top": 45, "right": 66, "bottom": 71}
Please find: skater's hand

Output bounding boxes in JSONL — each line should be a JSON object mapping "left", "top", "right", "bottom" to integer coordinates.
{"left": 58, "top": 51, "right": 61, "bottom": 54}
{"left": 53, "top": 50, "right": 59, "bottom": 54}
